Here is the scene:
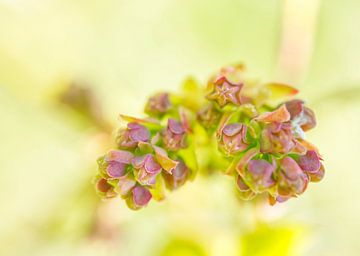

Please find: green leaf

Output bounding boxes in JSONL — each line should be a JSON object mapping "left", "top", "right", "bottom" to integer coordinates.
{"left": 149, "top": 175, "right": 166, "bottom": 201}
{"left": 264, "top": 82, "right": 299, "bottom": 105}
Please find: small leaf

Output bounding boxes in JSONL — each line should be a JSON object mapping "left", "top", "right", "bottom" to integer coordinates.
{"left": 264, "top": 82, "right": 299, "bottom": 103}
{"left": 119, "top": 114, "right": 161, "bottom": 130}
{"left": 255, "top": 104, "right": 290, "bottom": 123}
{"left": 154, "top": 146, "right": 178, "bottom": 172}
{"left": 297, "top": 139, "right": 321, "bottom": 156}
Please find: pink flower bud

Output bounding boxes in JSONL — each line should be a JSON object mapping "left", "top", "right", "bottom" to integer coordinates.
{"left": 218, "top": 123, "right": 248, "bottom": 156}
{"left": 106, "top": 162, "right": 126, "bottom": 178}
{"left": 298, "top": 150, "right": 321, "bottom": 173}
{"left": 206, "top": 76, "right": 243, "bottom": 107}
{"left": 236, "top": 175, "right": 256, "bottom": 200}
{"left": 117, "top": 173, "right": 136, "bottom": 197}
{"left": 127, "top": 185, "right": 152, "bottom": 210}
{"left": 278, "top": 157, "right": 309, "bottom": 197}
{"left": 145, "top": 92, "right": 171, "bottom": 116}
{"left": 162, "top": 119, "right": 187, "bottom": 151}
{"left": 285, "top": 99, "right": 304, "bottom": 119}
{"left": 95, "top": 178, "right": 117, "bottom": 198}
{"left": 132, "top": 154, "right": 162, "bottom": 186}
{"left": 96, "top": 178, "right": 112, "bottom": 193}
{"left": 117, "top": 122, "right": 150, "bottom": 149}
{"left": 97, "top": 150, "right": 133, "bottom": 179}
{"left": 299, "top": 107, "right": 316, "bottom": 131}
{"left": 260, "top": 122, "right": 296, "bottom": 154}
{"left": 308, "top": 163, "right": 325, "bottom": 182}
{"left": 245, "top": 159, "right": 276, "bottom": 192}
{"left": 162, "top": 160, "right": 189, "bottom": 190}
{"left": 285, "top": 99, "right": 317, "bottom": 131}
{"left": 104, "top": 150, "right": 134, "bottom": 178}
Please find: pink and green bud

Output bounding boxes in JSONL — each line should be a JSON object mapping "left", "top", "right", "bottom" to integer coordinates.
{"left": 132, "top": 154, "right": 162, "bottom": 186}
{"left": 95, "top": 178, "right": 117, "bottom": 198}
{"left": 297, "top": 150, "right": 324, "bottom": 182}
{"left": 297, "top": 107, "right": 316, "bottom": 132}
{"left": 162, "top": 118, "right": 187, "bottom": 151}
{"left": 106, "top": 162, "right": 126, "bottom": 178}
{"left": 126, "top": 185, "right": 152, "bottom": 210}
{"left": 298, "top": 150, "right": 321, "bottom": 173}
{"left": 308, "top": 163, "right": 325, "bottom": 182}
{"left": 286, "top": 99, "right": 317, "bottom": 132}
{"left": 206, "top": 76, "right": 243, "bottom": 107}
{"left": 103, "top": 150, "right": 134, "bottom": 178}
{"left": 236, "top": 175, "right": 256, "bottom": 200}
{"left": 117, "top": 122, "right": 150, "bottom": 149}
{"left": 97, "top": 150, "right": 133, "bottom": 179}
{"left": 116, "top": 173, "right": 136, "bottom": 197}
{"left": 244, "top": 159, "right": 276, "bottom": 193}
{"left": 218, "top": 123, "right": 249, "bottom": 156}
{"left": 285, "top": 99, "right": 304, "bottom": 119}
{"left": 260, "top": 122, "right": 295, "bottom": 154}
{"left": 145, "top": 92, "right": 171, "bottom": 116}
{"left": 162, "top": 160, "right": 189, "bottom": 190}
{"left": 277, "top": 157, "right": 309, "bottom": 197}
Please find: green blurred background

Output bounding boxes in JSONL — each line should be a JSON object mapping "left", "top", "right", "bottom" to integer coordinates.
{"left": 0, "top": 0, "right": 359, "bottom": 255}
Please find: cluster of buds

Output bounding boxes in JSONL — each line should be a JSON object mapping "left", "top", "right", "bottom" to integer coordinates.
{"left": 95, "top": 64, "right": 325, "bottom": 209}
{"left": 95, "top": 95, "right": 195, "bottom": 209}
{"left": 203, "top": 65, "right": 325, "bottom": 204}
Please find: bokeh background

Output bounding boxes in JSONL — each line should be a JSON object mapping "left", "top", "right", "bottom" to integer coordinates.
{"left": 1, "top": 0, "right": 359, "bottom": 255}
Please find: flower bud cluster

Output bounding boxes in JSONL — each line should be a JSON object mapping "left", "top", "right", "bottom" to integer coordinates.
{"left": 95, "top": 64, "right": 325, "bottom": 209}
{"left": 203, "top": 66, "right": 325, "bottom": 204}
{"left": 95, "top": 94, "right": 194, "bottom": 210}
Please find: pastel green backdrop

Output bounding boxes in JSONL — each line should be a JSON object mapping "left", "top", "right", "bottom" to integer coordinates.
{"left": 0, "top": 0, "right": 359, "bottom": 255}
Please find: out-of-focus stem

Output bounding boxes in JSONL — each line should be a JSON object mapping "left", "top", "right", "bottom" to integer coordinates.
{"left": 275, "top": 0, "right": 321, "bottom": 84}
